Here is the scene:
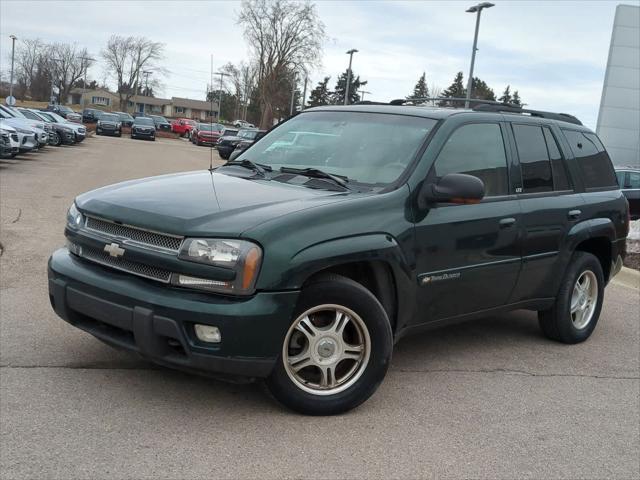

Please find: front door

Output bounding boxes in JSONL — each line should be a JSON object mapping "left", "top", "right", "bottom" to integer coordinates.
{"left": 413, "top": 122, "right": 522, "bottom": 322}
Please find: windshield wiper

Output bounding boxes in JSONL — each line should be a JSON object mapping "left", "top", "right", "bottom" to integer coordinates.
{"left": 279, "top": 167, "right": 350, "bottom": 189}
{"left": 222, "top": 159, "right": 272, "bottom": 176}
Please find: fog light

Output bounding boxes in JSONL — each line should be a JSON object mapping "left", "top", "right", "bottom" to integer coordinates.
{"left": 194, "top": 324, "right": 221, "bottom": 343}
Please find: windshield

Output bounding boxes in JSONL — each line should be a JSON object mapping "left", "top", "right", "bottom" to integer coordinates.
{"left": 198, "top": 123, "right": 223, "bottom": 131}
{"left": 222, "top": 129, "right": 238, "bottom": 137}
{"left": 46, "top": 112, "right": 67, "bottom": 123}
{"left": 151, "top": 116, "right": 168, "bottom": 123}
{"left": 99, "top": 113, "right": 119, "bottom": 121}
{"left": 134, "top": 117, "right": 154, "bottom": 126}
{"left": 238, "top": 129, "right": 258, "bottom": 140}
{"left": 116, "top": 112, "right": 132, "bottom": 119}
{"left": 236, "top": 111, "right": 436, "bottom": 185}
{"left": 58, "top": 106, "right": 73, "bottom": 113}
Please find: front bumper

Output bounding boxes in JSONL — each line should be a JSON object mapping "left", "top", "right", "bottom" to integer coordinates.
{"left": 217, "top": 144, "right": 236, "bottom": 156}
{"left": 48, "top": 248, "right": 299, "bottom": 378}
{"left": 131, "top": 129, "right": 155, "bottom": 139}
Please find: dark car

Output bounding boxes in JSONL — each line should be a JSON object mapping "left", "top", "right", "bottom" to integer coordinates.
{"left": 49, "top": 103, "right": 628, "bottom": 415}
{"left": 95, "top": 112, "right": 122, "bottom": 137}
{"left": 615, "top": 167, "right": 640, "bottom": 220}
{"left": 148, "top": 115, "right": 171, "bottom": 132}
{"left": 229, "top": 130, "right": 267, "bottom": 160}
{"left": 33, "top": 111, "right": 76, "bottom": 145}
{"left": 130, "top": 117, "right": 156, "bottom": 141}
{"left": 82, "top": 108, "right": 101, "bottom": 123}
{"left": 45, "top": 104, "right": 82, "bottom": 123}
{"left": 216, "top": 128, "right": 258, "bottom": 159}
{"left": 114, "top": 111, "right": 134, "bottom": 127}
{"left": 190, "top": 122, "right": 224, "bottom": 146}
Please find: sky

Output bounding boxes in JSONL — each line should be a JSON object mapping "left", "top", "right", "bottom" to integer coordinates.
{"left": 0, "top": 0, "right": 635, "bottom": 128}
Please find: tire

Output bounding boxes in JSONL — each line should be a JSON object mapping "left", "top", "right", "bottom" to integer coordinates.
{"left": 266, "top": 274, "right": 393, "bottom": 415}
{"left": 538, "top": 251, "right": 604, "bottom": 344}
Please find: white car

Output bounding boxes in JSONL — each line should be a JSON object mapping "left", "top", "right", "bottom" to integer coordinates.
{"left": 0, "top": 105, "right": 47, "bottom": 150}
{"left": 3, "top": 105, "right": 49, "bottom": 147}
{"left": 0, "top": 126, "right": 20, "bottom": 158}
{"left": 233, "top": 119, "right": 255, "bottom": 128}
{"left": 0, "top": 121, "right": 38, "bottom": 153}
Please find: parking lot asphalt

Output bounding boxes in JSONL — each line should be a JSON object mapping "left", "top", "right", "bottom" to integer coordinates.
{"left": 1, "top": 135, "right": 639, "bottom": 480}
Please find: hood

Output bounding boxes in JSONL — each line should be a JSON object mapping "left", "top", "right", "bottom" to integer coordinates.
{"left": 75, "top": 170, "right": 356, "bottom": 238}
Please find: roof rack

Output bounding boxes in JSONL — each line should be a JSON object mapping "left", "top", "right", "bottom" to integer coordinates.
{"left": 387, "top": 96, "right": 582, "bottom": 126}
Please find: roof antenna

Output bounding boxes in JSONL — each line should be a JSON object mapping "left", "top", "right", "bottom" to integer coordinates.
{"left": 209, "top": 54, "right": 214, "bottom": 171}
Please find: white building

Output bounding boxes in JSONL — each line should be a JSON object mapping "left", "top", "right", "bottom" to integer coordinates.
{"left": 596, "top": 4, "right": 640, "bottom": 168}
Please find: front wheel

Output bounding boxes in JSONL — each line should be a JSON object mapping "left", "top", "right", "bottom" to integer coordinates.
{"left": 266, "top": 275, "right": 393, "bottom": 415}
{"left": 538, "top": 251, "right": 604, "bottom": 344}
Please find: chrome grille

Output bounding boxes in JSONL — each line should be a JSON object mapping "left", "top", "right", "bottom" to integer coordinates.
{"left": 85, "top": 216, "right": 183, "bottom": 252}
{"left": 80, "top": 246, "right": 171, "bottom": 283}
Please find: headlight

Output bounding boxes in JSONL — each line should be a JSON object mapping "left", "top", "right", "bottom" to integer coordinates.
{"left": 15, "top": 127, "right": 32, "bottom": 134}
{"left": 66, "top": 202, "right": 83, "bottom": 228}
{"left": 175, "top": 238, "right": 262, "bottom": 295}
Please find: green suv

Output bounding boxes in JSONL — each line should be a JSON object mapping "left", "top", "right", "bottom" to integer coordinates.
{"left": 48, "top": 104, "right": 629, "bottom": 415}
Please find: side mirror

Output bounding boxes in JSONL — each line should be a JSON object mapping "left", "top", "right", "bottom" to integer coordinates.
{"left": 418, "top": 173, "right": 485, "bottom": 208}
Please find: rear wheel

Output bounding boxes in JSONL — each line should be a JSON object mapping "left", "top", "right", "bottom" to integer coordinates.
{"left": 266, "top": 275, "right": 393, "bottom": 415}
{"left": 538, "top": 251, "right": 604, "bottom": 344}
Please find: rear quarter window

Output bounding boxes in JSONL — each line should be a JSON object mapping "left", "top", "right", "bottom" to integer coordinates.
{"left": 562, "top": 129, "right": 617, "bottom": 189}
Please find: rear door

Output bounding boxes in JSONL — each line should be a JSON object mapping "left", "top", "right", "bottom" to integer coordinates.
{"left": 413, "top": 120, "right": 522, "bottom": 321}
{"left": 507, "top": 122, "right": 585, "bottom": 301}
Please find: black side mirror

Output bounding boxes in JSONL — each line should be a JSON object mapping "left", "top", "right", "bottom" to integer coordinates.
{"left": 418, "top": 173, "right": 485, "bottom": 208}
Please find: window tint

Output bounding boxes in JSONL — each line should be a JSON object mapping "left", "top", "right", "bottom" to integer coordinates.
{"left": 615, "top": 170, "right": 626, "bottom": 187}
{"left": 628, "top": 171, "right": 640, "bottom": 189}
{"left": 432, "top": 123, "right": 509, "bottom": 196}
{"left": 562, "top": 130, "right": 617, "bottom": 188}
{"left": 512, "top": 124, "right": 553, "bottom": 193}
{"left": 543, "top": 127, "right": 571, "bottom": 191}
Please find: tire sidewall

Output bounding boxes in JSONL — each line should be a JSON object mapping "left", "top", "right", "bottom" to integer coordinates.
{"left": 267, "top": 277, "right": 393, "bottom": 415}
{"left": 556, "top": 252, "right": 605, "bottom": 342}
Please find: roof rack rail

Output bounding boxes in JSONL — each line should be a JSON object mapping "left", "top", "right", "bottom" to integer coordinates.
{"left": 389, "top": 97, "right": 520, "bottom": 108}
{"left": 472, "top": 104, "right": 582, "bottom": 125}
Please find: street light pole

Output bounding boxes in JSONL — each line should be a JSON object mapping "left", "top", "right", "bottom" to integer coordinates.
{"left": 214, "top": 71, "right": 230, "bottom": 122}
{"left": 8, "top": 34, "right": 17, "bottom": 101}
{"left": 301, "top": 75, "right": 308, "bottom": 111}
{"left": 50, "top": 58, "right": 61, "bottom": 105}
{"left": 464, "top": 2, "right": 494, "bottom": 109}
{"left": 289, "top": 71, "right": 297, "bottom": 116}
{"left": 79, "top": 55, "right": 94, "bottom": 110}
{"left": 344, "top": 48, "right": 358, "bottom": 105}
{"left": 142, "top": 70, "right": 152, "bottom": 115}
{"left": 359, "top": 90, "right": 371, "bottom": 101}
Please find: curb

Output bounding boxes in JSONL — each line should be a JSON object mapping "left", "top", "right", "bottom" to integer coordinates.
{"left": 612, "top": 266, "right": 640, "bottom": 290}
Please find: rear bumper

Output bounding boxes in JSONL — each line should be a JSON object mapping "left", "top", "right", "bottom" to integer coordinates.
{"left": 48, "top": 248, "right": 299, "bottom": 378}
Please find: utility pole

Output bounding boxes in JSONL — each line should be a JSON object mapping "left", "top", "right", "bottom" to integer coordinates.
{"left": 359, "top": 90, "right": 371, "bottom": 101}
{"left": 344, "top": 49, "right": 358, "bottom": 105}
{"left": 50, "top": 58, "right": 61, "bottom": 105}
{"left": 301, "top": 75, "right": 308, "bottom": 111}
{"left": 289, "top": 71, "right": 297, "bottom": 116}
{"left": 214, "top": 71, "right": 230, "bottom": 122}
{"left": 142, "top": 70, "right": 152, "bottom": 115}
{"left": 464, "top": 2, "right": 494, "bottom": 108}
{"left": 79, "top": 55, "right": 94, "bottom": 110}
{"left": 8, "top": 35, "right": 17, "bottom": 102}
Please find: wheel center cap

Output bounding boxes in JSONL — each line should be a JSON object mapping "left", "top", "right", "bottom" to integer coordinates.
{"left": 317, "top": 338, "right": 336, "bottom": 358}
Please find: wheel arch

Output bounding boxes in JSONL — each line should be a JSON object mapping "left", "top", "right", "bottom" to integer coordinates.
{"left": 566, "top": 218, "right": 615, "bottom": 282}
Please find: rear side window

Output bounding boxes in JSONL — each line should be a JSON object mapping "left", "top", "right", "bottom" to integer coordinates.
{"left": 562, "top": 130, "right": 617, "bottom": 189}
{"left": 616, "top": 171, "right": 626, "bottom": 187}
{"left": 543, "top": 127, "right": 571, "bottom": 191}
{"left": 432, "top": 123, "right": 509, "bottom": 197}
{"left": 628, "top": 171, "right": 640, "bottom": 189}
{"left": 512, "top": 124, "right": 553, "bottom": 193}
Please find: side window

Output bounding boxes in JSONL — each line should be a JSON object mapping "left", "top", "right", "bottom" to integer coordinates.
{"left": 628, "top": 171, "right": 640, "bottom": 189}
{"left": 615, "top": 170, "right": 627, "bottom": 188}
{"left": 562, "top": 130, "right": 617, "bottom": 188}
{"left": 543, "top": 127, "right": 571, "bottom": 191}
{"left": 431, "top": 123, "right": 509, "bottom": 197}
{"left": 512, "top": 124, "right": 553, "bottom": 193}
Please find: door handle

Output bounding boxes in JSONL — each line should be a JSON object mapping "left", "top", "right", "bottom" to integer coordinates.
{"left": 568, "top": 209, "right": 582, "bottom": 220}
{"left": 499, "top": 217, "right": 516, "bottom": 228}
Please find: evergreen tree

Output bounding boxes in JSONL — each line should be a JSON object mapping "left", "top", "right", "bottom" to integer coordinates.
{"left": 470, "top": 77, "right": 496, "bottom": 102}
{"left": 307, "top": 76, "right": 332, "bottom": 107}
{"left": 438, "top": 71, "right": 465, "bottom": 106}
{"left": 498, "top": 85, "right": 512, "bottom": 104}
{"left": 512, "top": 90, "right": 522, "bottom": 106}
{"left": 407, "top": 72, "right": 429, "bottom": 101}
{"left": 332, "top": 70, "right": 367, "bottom": 105}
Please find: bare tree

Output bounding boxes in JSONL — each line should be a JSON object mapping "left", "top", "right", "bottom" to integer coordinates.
{"left": 238, "top": 0, "right": 326, "bottom": 128}
{"left": 101, "top": 35, "right": 165, "bottom": 111}
{"left": 50, "top": 42, "right": 94, "bottom": 103}
{"left": 14, "top": 38, "right": 46, "bottom": 98}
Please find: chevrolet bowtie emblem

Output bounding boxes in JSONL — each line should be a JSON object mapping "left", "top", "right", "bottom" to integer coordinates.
{"left": 104, "top": 242, "right": 125, "bottom": 258}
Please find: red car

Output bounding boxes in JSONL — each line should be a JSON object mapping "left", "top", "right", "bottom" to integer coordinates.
{"left": 191, "top": 122, "right": 225, "bottom": 146}
{"left": 170, "top": 118, "right": 196, "bottom": 137}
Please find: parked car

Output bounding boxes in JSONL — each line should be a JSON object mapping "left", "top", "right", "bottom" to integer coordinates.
{"left": 39, "top": 111, "right": 86, "bottom": 143}
{"left": 16, "top": 107, "right": 58, "bottom": 145}
{"left": 233, "top": 119, "right": 254, "bottom": 128}
{"left": 130, "top": 116, "right": 156, "bottom": 141}
{"left": 1, "top": 105, "right": 49, "bottom": 148}
{"left": 0, "top": 126, "right": 19, "bottom": 158}
{"left": 45, "top": 104, "right": 82, "bottom": 123}
{"left": 96, "top": 112, "right": 122, "bottom": 137}
{"left": 114, "top": 111, "right": 134, "bottom": 127}
{"left": 616, "top": 167, "right": 640, "bottom": 220}
{"left": 190, "top": 122, "right": 224, "bottom": 146}
{"left": 82, "top": 108, "right": 102, "bottom": 123}
{"left": 24, "top": 109, "right": 73, "bottom": 146}
{"left": 229, "top": 130, "right": 267, "bottom": 161}
{"left": 49, "top": 103, "right": 628, "bottom": 415}
{"left": 171, "top": 118, "right": 197, "bottom": 137}
{"left": 148, "top": 115, "right": 171, "bottom": 132}
{"left": 0, "top": 120, "right": 38, "bottom": 153}
{"left": 216, "top": 128, "right": 260, "bottom": 159}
